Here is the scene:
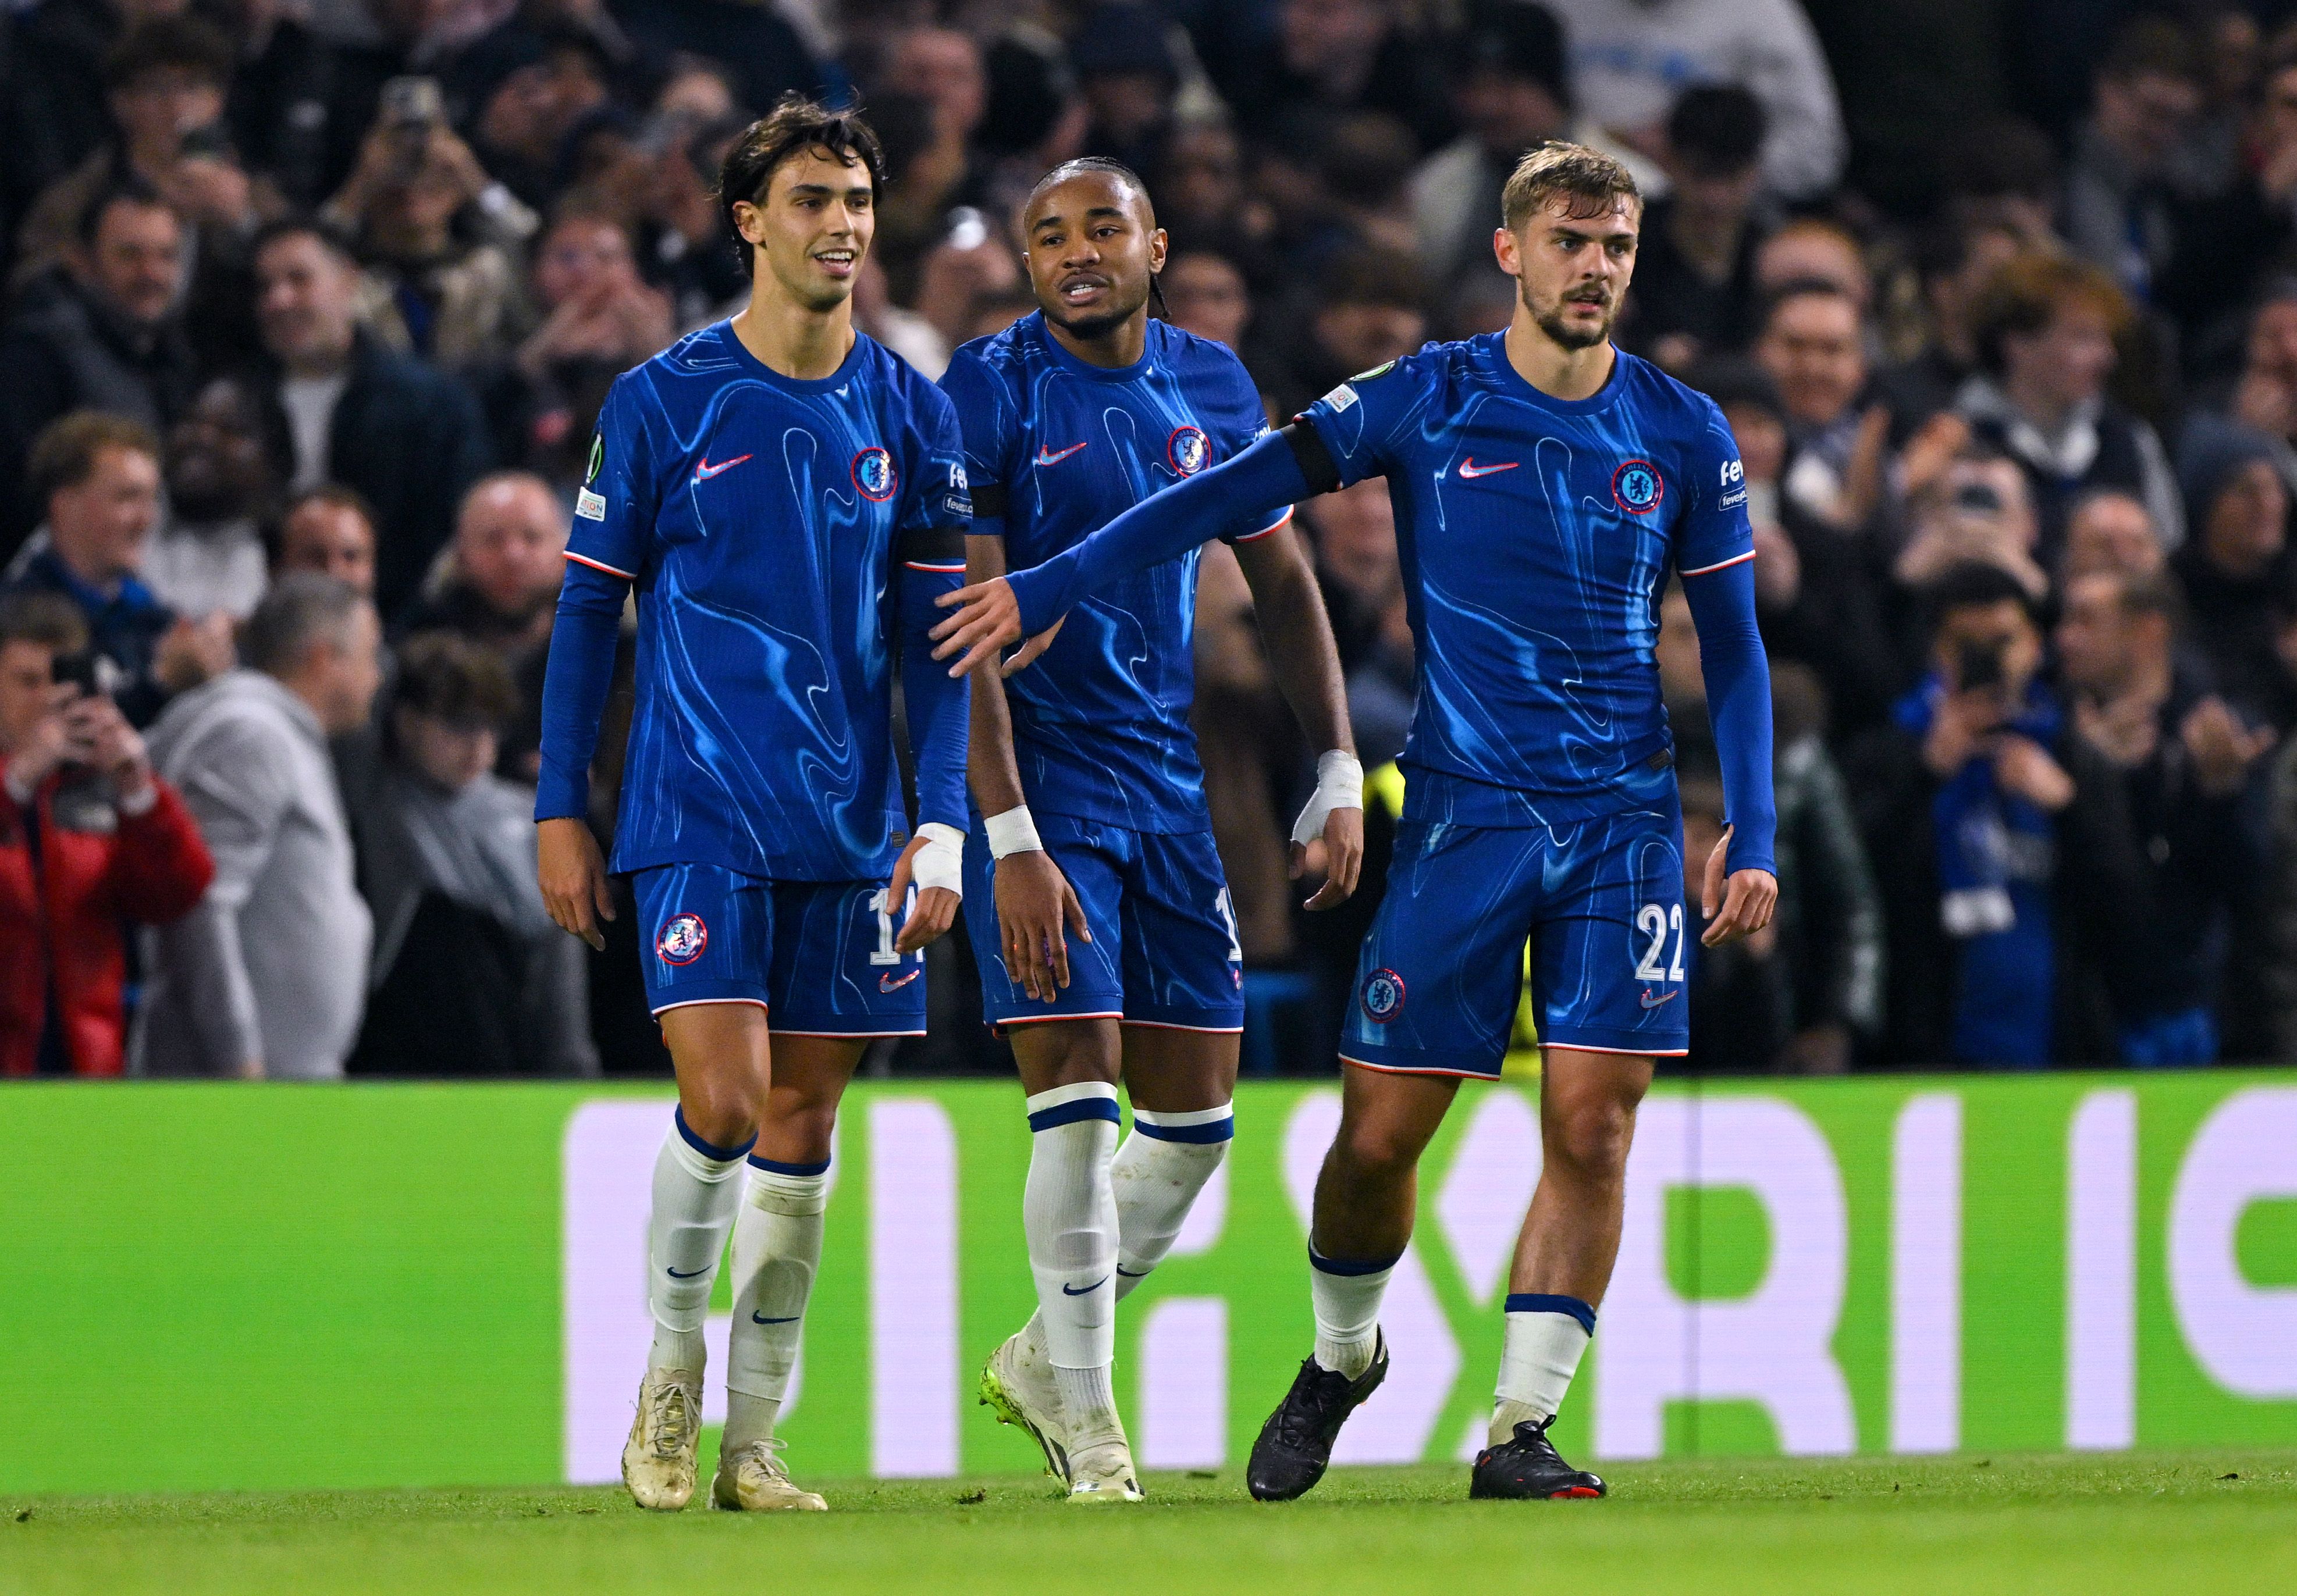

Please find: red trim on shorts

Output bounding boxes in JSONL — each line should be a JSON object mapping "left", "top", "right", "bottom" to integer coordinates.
{"left": 1541, "top": 1041, "right": 1690, "bottom": 1057}
{"left": 770, "top": 1028, "right": 928, "bottom": 1039}
{"left": 999, "top": 1010, "right": 1126, "bottom": 1027}
{"left": 1338, "top": 1053, "right": 1492, "bottom": 1081}
{"left": 650, "top": 997, "right": 769, "bottom": 1017}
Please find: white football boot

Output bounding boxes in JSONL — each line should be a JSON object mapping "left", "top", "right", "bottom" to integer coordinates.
{"left": 711, "top": 1438, "right": 829, "bottom": 1512}
{"left": 979, "top": 1324, "right": 1073, "bottom": 1480}
{"left": 621, "top": 1367, "right": 702, "bottom": 1510}
{"left": 1064, "top": 1436, "right": 1144, "bottom": 1504}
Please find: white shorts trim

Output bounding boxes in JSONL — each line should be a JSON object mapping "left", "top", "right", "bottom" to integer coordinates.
{"left": 1541, "top": 1041, "right": 1689, "bottom": 1058}
{"left": 1120, "top": 1019, "right": 1246, "bottom": 1034}
{"left": 770, "top": 1028, "right": 928, "bottom": 1039}
{"left": 1000, "top": 1010, "right": 1126, "bottom": 1027}
{"left": 1338, "top": 1053, "right": 1491, "bottom": 1081}
{"left": 650, "top": 997, "right": 769, "bottom": 1017}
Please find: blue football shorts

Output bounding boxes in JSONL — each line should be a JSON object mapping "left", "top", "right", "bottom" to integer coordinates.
{"left": 1340, "top": 796, "right": 1690, "bottom": 1077}
{"left": 961, "top": 811, "right": 1246, "bottom": 1033}
{"left": 631, "top": 861, "right": 927, "bottom": 1036}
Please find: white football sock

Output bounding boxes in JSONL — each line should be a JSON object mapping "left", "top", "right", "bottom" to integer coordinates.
{"left": 1491, "top": 1294, "right": 1595, "bottom": 1442}
{"left": 1308, "top": 1246, "right": 1396, "bottom": 1380}
{"left": 723, "top": 1156, "right": 830, "bottom": 1452}
{"left": 1112, "top": 1105, "right": 1233, "bottom": 1299}
{"left": 1023, "top": 1081, "right": 1121, "bottom": 1444}
{"left": 646, "top": 1109, "right": 751, "bottom": 1375}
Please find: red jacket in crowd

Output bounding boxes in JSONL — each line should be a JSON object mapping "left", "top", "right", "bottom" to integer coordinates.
{"left": 0, "top": 754, "right": 214, "bottom": 1077}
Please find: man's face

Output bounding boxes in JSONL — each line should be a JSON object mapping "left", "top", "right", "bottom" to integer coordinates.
{"left": 2248, "top": 300, "right": 2297, "bottom": 381}
{"left": 456, "top": 478, "right": 565, "bottom": 618}
{"left": 1936, "top": 598, "right": 2043, "bottom": 700}
{"left": 1494, "top": 194, "right": 1638, "bottom": 352}
{"left": 2095, "top": 69, "right": 2200, "bottom": 167}
{"left": 394, "top": 706, "right": 496, "bottom": 793}
{"left": 0, "top": 641, "right": 59, "bottom": 752}
{"left": 1313, "top": 297, "right": 1427, "bottom": 376}
{"left": 255, "top": 234, "right": 358, "bottom": 369}
{"left": 1458, "top": 69, "right": 1565, "bottom": 159}
{"left": 533, "top": 216, "right": 635, "bottom": 310}
{"left": 80, "top": 197, "right": 183, "bottom": 326}
{"left": 276, "top": 500, "right": 377, "bottom": 595}
{"left": 1672, "top": 161, "right": 1762, "bottom": 231}
{"left": 1308, "top": 478, "right": 1398, "bottom": 601}
{"left": 310, "top": 604, "right": 385, "bottom": 735}
{"left": 1282, "top": 0, "right": 1384, "bottom": 71}
{"left": 1161, "top": 254, "right": 1249, "bottom": 348}
{"left": 887, "top": 28, "right": 986, "bottom": 137}
{"left": 1756, "top": 293, "right": 1866, "bottom": 429}
{"left": 1025, "top": 172, "right": 1164, "bottom": 342}
{"left": 2055, "top": 573, "right": 2151, "bottom": 696}
{"left": 48, "top": 446, "right": 162, "bottom": 582}
{"left": 108, "top": 67, "right": 223, "bottom": 155}
{"left": 1163, "top": 125, "right": 1242, "bottom": 222}
{"left": 2007, "top": 300, "right": 2117, "bottom": 409}
{"left": 2063, "top": 493, "right": 2162, "bottom": 580}
{"left": 168, "top": 378, "right": 271, "bottom": 519}
{"left": 1719, "top": 400, "right": 1787, "bottom": 485}
{"left": 733, "top": 148, "right": 874, "bottom": 314}
{"left": 2264, "top": 66, "right": 2297, "bottom": 156}
{"left": 1755, "top": 227, "right": 1868, "bottom": 310}
{"left": 2204, "top": 458, "right": 2289, "bottom": 577}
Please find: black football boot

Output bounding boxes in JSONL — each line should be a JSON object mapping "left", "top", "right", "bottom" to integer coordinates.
{"left": 1244, "top": 1333, "right": 1389, "bottom": 1502}
{"left": 1469, "top": 1416, "right": 1606, "bottom": 1499}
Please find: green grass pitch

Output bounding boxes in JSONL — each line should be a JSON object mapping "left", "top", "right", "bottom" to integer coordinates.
{"left": 7, "top": 1452, "right": 2292, "bottom": 1596}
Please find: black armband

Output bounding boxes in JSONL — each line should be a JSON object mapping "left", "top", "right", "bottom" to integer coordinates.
{"left": 1281, "top": 421, "right": 1342, "bottom": 497}
{"left": 969, "top": 480, "right": 1008, "bottom": 519}
{"left": 896, "top": 526, "right": 967, "bottom": 565}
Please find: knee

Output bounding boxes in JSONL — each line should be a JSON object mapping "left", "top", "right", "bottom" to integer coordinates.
{"left": 1333, "top": 1114, "right": 1425, "bottom": 1184}
{"left": 763, "top": 1090, "right": 839, "bottom": 1164}
{"left": 681, "top": 1073, "right": 765, "bottom": 1152}
{"left": 1545, "top": 1093, "right": 1638, "bottom": 1181}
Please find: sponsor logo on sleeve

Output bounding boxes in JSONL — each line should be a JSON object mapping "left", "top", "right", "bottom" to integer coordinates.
{"left": 944, "top": 460, "right": 971, "bottom": 518}
{"left": 575, "top": 488, "right": 607, "bottom": 521}
{"left": 1322, "top": 383, "right": 1359, "bottom": 413}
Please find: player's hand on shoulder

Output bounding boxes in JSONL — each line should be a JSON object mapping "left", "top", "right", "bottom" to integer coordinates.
{"left": 931, "top": 576, "right": 1023, "bottom": 676}
{"left": 1699, "top": 824, "right": 1777, "bottom": 949}
{"left": 537, "top": 815, "right": 615, "bottom": 952}
{"left": 994, "top": 849, "right": 1090, "bottom": 1003}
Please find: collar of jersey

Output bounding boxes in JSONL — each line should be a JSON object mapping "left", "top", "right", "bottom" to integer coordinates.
{"left": 713, "top": 318, "right": 870, "bottom": 392}
{"left": 1477, "top": 330, "right": 1630, "bottom": 417}
{"left": 1031, "top": 310, "right": 1158, "bottom": 384}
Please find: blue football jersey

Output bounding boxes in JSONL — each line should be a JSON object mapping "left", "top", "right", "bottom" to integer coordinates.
{"left": 939, "top": 313, "right": 1287, "bottom": 833}
{"left": 564, "top": 322, "right": 972, "bottom": 881}
{"left": 1296, "top": 334, "right": 1753, "bottom": 826}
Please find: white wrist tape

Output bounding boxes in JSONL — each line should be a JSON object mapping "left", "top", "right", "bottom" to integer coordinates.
{"left": 912, "top": 821, "right": 965, "bottom": 897}
{"left": 1290, "top": 750, "right": 1364, "bottom": 847}
{"left": 984, "top": 804, "right": 1044, "bottom": 859}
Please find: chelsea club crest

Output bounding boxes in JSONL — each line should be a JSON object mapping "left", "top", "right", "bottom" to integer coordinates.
{"left": 1611, "top": 458, "right": 1664, "bottom": 515}
{"left": 1361, "top": 967, "right": 1406, "bottom": 1023}
{"left": 852, "top": 446, "right": 898, "bottom": 501}
{"left": 1167, "top": 425, "right": 1210, "bottom": 476}
{"left": 656, "top": 913, "right": 709, "bottom": 965}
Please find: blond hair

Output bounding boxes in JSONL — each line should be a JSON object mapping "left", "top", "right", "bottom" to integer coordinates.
{"left": 1500, "top": 141, "right": 1641, "bottom": 234}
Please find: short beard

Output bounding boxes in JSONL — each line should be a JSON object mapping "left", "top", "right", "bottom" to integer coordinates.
{"left": 1526, "top": 282, "right": 1615, "bottom": 351}
{"left": 1046, "top": 281, "right": 1150, "bottom": 343}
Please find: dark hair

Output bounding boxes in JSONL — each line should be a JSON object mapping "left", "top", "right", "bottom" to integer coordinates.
{"left": 76, "top": 176, "right": 175, "bottom": 249}
{"left": 1926, "top": 559, "right": 2038, "bottom": 633}
{"left": 28, "top": 411, "right": 159, "bottom": 508}
{"left": 1500, "top": 140, "right": 1640, "bottom": 233}
{"left": 1758, "top": 275, "right": 1860, "bottom": 335}
{"left": 716, "top": 95, "right": 887, "bottom": 280}
{"left": 244, "top": 573, "right": 366, "bottom": 676}
{"left": 0, "top": 592, "right": 91, "bottom": 656}
{"left": 104, "top": 15, "right": 234, "bottom": 93}
{"left": 1667, "top": 85, "right": 1766, "bottom": 174}
{"left": 265, "top": 484, "right": 379, "bottom": 568}
{"left": 250, "top": 213, "right": 358, "bottom": 269}
{"left": 1319, "top": 247, "right": 1427, "bottom": 314}
{"left": 392, "top": 630, "right": 520, "bottom": 731}
{"left": 1943, "top": 116, "right": 2058, "bottom": 205}
{"left": 2099, "top": 16, "right": 2199, "bottom": 86}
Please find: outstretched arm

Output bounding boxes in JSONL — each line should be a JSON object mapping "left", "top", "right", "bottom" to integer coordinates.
{"left": 1229, "top": 523, "right": 1364, "bottom": 907}
{"left": 931, "top": 425, "right": 1325, "bottom": 676}
{"left": 1681, "top": 556, "right": 1780, "bottom": 945}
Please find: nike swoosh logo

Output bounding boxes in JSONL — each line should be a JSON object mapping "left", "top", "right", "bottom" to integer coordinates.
{"left": 1640, "top": 988, "right": 1679, "bottom": 1009}
{"left": 695, "top": 453, "right": 752, "bottom": 480}
{"left": 879, "top": 968, "right": 921, "bottom": 992}
{"left": 666, "top": 1265, "right": 710, "bottom": 1278}
{"left": 1114, "top": 1266, "right": 1147, "bottom": 1278}
{"left": 752, "top": 1312, "right": 801, "bottom": 1324}
{"left": 1034, "top": 443, "right": 1087, "bottom": 466}
{"left": 1062, "top": 1276, "right": 1110, "bottom": 1295}
{"left": 1457, "top": 458, "right": 1518, "bottom": 479}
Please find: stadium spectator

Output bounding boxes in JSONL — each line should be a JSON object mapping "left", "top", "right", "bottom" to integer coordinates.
{"left": 1753, "top": 217, "right": 1870, "bottom": 314}
{"left": 1753, "top": 281, "right": 1872, "bottom": 530}
{"left": 270, "top": 486, "right": 379, "bottom": 597}
{"left": 1548, "top": 0, "right": 1846, "bottom": 200}
{"left": 1161, "top": 250, "right": 1254, "bottom": 352}
{"left": 3, "top": 412, "right": 234, "bottom": 727}
{"left": 1192, "top": 546, "right": 1299, "bottom": 966}
{"left": 1069, "top": 4, "right": 1182, "bottom": 182}
{"left": 1659, "top": 589, "right": 1883, "bottom": 1072}
{"left": 143, "top": 375, "right": 289, "bottom": 622}
{"left": 0, "top": 181, "right": 199, "bottom": 556}
{"left": 0, "top": 590, "right": 212, "bottom": 1077}
{"left": 1214, "top": 0, "right": 1455, "bottom": 154}
{"left": 2159, "top": 36, "right": 2297, "bottom": 362}
{"left": 1620, "top": 85, "right": 1769, "bottom": 370}
{"left": 138, "top": 574, "right": 381, "bottom": 1079}
{"left": 2220, "top": 281, "right": 2297, "bottom": 454}
{"left": 1408, "top": 0, "right": 1571, "bottom": 293}
{"left": 397, "top": 471, "right": 567, "bottom": 779}
{"left": 1846, "top": 562, "right": 2142, "bottom": 1068}
{"left": 2171, "top": 417, "right": 2297, "bottom": 731}
{"left": 2056, "top": 567, "right": 2268, "bottom": 1064}
{"left": 2061, "top": 489, "right": 2170, "bottom": 585}
{"left": 0, "top": 0, "right": 158, "bottom": 244}
{"left": 2060, "top": 18, "right": 2202, "bottom": 305}
{"left": 1679, "top": 773, "right": 1790, "bottom": 1071}
{"left": 1957, "top": 254, "right": 2182, "bottom": 560}
{"left": 251, "top": 218, "right": 492, "bottom": 618}
{"left": 350, "top": 631, "right": 596, "bottom": 1077}
{"left": 1261, "top": 246, "right": 1427, "bottom": 420}
{"left": 1891, "top": 451, "right": 2051, "bottom": 608}
{"left": 1876, "top": 218, "right": 2024, "bottom": 437}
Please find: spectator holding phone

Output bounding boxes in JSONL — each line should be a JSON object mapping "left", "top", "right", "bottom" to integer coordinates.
{"left": 1847, "top": 561, "right": 2144, "bottom": 1067}
{"left": 0, "top": 592, "right": 212, "bottom": 1077}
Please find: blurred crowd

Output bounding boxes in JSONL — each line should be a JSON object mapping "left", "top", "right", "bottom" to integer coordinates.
{"left": 9, "top": 0, "right": 2297, "bottom": 1078}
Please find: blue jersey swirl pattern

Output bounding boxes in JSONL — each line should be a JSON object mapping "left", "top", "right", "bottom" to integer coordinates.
{"left": 554, "top": 322, "right": 972, "bottom": 881}
{"left": 940, "top": 312, "right": 1286, "bottom": 833}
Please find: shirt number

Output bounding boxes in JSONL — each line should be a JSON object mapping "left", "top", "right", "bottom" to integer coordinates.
{"left": 1634, "top": 902, "right": 1686, "bottom": 983}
